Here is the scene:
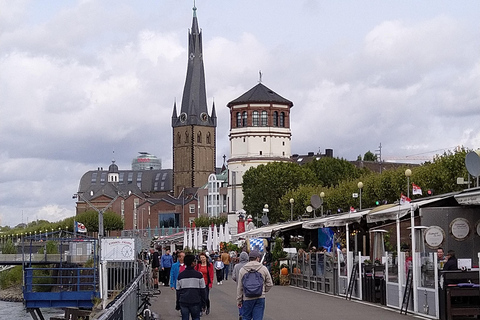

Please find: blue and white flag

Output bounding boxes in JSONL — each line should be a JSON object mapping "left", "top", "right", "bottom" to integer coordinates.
{"left": 75, "top": 221, "right": 87, "bottom": 233}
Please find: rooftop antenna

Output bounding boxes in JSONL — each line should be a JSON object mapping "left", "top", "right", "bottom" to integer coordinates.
{"left": 258, "top": 70, "right": 262, "bottom": 83}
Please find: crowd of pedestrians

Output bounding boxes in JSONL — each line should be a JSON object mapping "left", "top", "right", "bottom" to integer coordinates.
{"left": 142, "top": 246, "right": 273, "bottom": 320}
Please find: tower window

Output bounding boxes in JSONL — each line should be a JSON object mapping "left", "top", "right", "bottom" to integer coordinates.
{"left": 177, "top": 132, "right": 181, "bottom": 144}
{"left": 283, "top": 151, "right": 285, "bottom": 156}
{"left": 273, "top": 111, "right": 278, "bottom": 127}
{"left": 242, "top": 111, "right": 247, "bottom": 126}
{"left": 197, "top": 131, "right": 202, "bottom": 143}
{"left": 280, "top": 112, "right": 285, "bottom": 127}
{"left": 185, "top": 131, "right": 189, "bottom": 143}
{"left": 261, "top": 111, "right": 268, "bottom": 126}
{"left": 243, "top": 137, "right": 245, "bottom": 142}
{"left": 253, "top": 111, "right": 259, "bottom": 126}
{"left": 259, "top": 151, "right": 263, "bottom": 155}
{"left": 263, "top": 137, "right": 266, "bottom": 142}
{"left": 236, "top": 112, "right": 242, "bottom": 127}
{"left": 206, "top": 132, "right": 211, "bottom": 144}
{"left": 282, "top": 141, "right": 285, "bottom": 146}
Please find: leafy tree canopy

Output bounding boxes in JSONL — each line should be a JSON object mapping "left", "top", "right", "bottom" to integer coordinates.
{"left": 363, "top": 151, "right": 377, "bottom": 162}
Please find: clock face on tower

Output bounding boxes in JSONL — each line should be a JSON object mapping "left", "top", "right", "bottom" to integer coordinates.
{"left": 180, "top": 112, "right": 187, "bottom": 123}
{"left": 200, "top": 112, "right": 208, "bottom": 122}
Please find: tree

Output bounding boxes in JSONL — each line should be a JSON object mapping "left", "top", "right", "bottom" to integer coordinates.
{"left": 363, "top": 151, "right": 377, "bottom": 162}
{"left": 304, "top": 157, "right": 363, "bottom": 187}
{"left": 242, "top": 162, "right": 316, "bottom": 224}
{"left": 76, "top": 210, "right": 123, "bottom": 233}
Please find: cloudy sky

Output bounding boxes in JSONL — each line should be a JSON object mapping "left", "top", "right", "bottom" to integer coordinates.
{"left": 1, "top": 0, "right": 479, "bottom": 227}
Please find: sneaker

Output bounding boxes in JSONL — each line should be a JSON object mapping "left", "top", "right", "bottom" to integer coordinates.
{"left": 217, "top": 282, "right": 220, "bottom": 285}
{"left": 220, "top": 281, "right": 223, "bottom": 284}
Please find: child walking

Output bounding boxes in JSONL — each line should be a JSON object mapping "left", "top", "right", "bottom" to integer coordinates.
{"left": 214, "top": 256, "right": 224, "bottom": 285}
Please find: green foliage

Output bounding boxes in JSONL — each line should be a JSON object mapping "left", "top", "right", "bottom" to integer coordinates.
{"left": 193, "top": 216, "right": 227, "bottom": 227}
{"left": 271, "top": 238, "right": 287, "bottom": 285}
{"left": 38, "top": 240, "right": 59, "bottom": 254}
{"left": 75, "top": 210, "right": 124, "bottom": 233}
{"left": 304, "top": 157, "right": 363, "bottom": 187}
{"left": 363, "top": 151, "right": 377, "bottom": 162}
{"left": 0, "top": 266, "right": 23, "bottom": 289}
{"left": 1, "top": 239, "right": 16, "bottom": 254}
{"left": 243, "top": 147, "right": 471, "bottom": 215}
{"left": 242, "top": 162, "right": 316, "bottom": 224}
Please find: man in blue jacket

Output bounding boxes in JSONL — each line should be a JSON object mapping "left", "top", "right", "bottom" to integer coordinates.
{"left": 170, "top": 251, "right": 186, "bottom": 289}
{"left": 161, "top": 249, "right": 174, "bottom": 286}
{"left": 176, "top": 254, "right": 206, "bottom": 320}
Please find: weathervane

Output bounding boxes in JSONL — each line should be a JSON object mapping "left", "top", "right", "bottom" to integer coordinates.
{"left": 258, "top": 70, "right": 262, "bottom": 83}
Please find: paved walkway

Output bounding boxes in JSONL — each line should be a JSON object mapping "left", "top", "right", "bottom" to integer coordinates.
{"left": 150, "top": 279, "right": 424, "bottom": 320}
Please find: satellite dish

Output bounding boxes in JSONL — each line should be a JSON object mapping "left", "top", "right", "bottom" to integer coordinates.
{"left": 465, "top": 151, "right": 480, "bottom": 177}
{"left": 311, "top": 195, "right": 323, "bottom": 209}
{"left": 261, "top": 215, "right": 269, "bottom": 225}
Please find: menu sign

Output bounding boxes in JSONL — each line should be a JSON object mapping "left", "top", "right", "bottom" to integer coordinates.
{"left": 424, "top": 226, "right": 445, "bottom": 248}
{"left": 450, "top": 218, "right": 470, "bottom": 241}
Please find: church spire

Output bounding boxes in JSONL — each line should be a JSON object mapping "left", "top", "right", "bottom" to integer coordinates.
{"left": 172, "top": 5, "right": 214, "bottom": 128}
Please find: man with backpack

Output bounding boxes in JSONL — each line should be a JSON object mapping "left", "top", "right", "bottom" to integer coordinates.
{"left": 236, "top": 250, "right": 273, "bottom": 320}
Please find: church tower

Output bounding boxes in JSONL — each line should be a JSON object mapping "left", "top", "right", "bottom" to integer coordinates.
{"left": 172, "top": 6, "right": 216, "bottom": 196}
{"left": 226, "top": 81, "right": 293, "bottom": 213}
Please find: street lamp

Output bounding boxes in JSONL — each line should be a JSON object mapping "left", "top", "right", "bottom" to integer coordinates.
{"left": 320, "top": 192, "right": 325, "bottom": 216}
{"left": 405, "top": 169, "right": 412, "bottom": 199}
{"left": 289, "top": 198, "right": 294, "bottom": 221}
{"left": 357, "top": 182, "right": 363, "bottom": 210}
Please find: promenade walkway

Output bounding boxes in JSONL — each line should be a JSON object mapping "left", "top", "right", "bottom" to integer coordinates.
{"left": 150, "top": 278, "right": 424, "bottom": 320}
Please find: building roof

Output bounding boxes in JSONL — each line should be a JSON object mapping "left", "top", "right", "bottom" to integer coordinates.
{"left": 227, "top": 83, "right": 293, "bottom": 107}
{"left": 77, "top": 169, "right": 173, "bottom": 201}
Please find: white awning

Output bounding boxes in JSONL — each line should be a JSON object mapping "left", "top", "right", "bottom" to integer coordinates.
{"left": 322, "top": 210, "right": 370, "bottom": 227}
{"left": 366, "top": 197, "right": 447, "bottom": 223}
{"left": 302, "top": 215, "right": 338, "bottom": 229}
{"left": 232, "top": 220, "right": 305, "bottom": 240}
{"left": 454, "top": 189, "right": 480, "bottom": 205}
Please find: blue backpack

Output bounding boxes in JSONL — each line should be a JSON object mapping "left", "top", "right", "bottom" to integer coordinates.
{"left": 242, "top": 268, "right": 264, "bottom": 298}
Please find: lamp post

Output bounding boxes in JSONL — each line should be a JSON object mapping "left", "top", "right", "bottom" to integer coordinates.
{"left": 289, "top": 198, "right": 294, "bottom": 221}
{"left": 405, "top": 169, "right": 412, "bottom": 199}
{"left": 357, "top": 182, "right": 363, "bottom": 210}
{"left": 262, "top": 204, "right": 269, "bottom": 227}
{"left": 320, "top": 192, "right": 325, "bottom": 216}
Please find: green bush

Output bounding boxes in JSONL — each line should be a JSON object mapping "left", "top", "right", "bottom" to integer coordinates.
{"left": 0, "top": 266, "right": 23, "bottom": 289}
{"left": 1, "top": 239, "right": 17, "bottom": 254}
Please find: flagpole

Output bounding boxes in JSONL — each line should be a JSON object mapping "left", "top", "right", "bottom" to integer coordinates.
{"left": 74, "top": 220, "right": 77, "bottom": 238}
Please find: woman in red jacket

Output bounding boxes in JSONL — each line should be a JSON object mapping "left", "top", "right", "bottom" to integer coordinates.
{"left": 195, "top": 252, "right": 214, "bottom": 315}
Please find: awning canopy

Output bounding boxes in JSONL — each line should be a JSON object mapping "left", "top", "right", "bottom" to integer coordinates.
{"left": 454, "top": 188, "right": 480, "bottom": 205}
{"left": 366, "top": 197, "right": 448, "bottom": 223}
{"left": 302, "top": 210, "right": 369, "bottom": 229}
{"left": 232, "top": 220, "right": 305, "bottom": 240}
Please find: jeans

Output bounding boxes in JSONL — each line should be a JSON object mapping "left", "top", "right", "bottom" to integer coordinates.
{"left": 224, "top": 264, "right": 230, "bottom": 279}
{"left": 216, "top": 269, "right": 224, "bottom": 282}
{"left": 204, "top": 287, "right": 210, "bottom": 309}
{"left": 242, "top": 298, "right": 265, "bottom": 320}
{"left": 180, "top": 304, "right": 201, "bottom": 320}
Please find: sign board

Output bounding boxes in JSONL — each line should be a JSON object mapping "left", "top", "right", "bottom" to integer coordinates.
{"left": 450, "top": 218, "right": 470, "bottom": 241}
{"left": 424, "top": 226, "right": 445, "bottom": 249}
{"left": 101, "top": 238, "right": 136, "bottom": 261}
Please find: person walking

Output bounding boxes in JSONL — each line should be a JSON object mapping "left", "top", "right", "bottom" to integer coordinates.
{"left": 232, "top": 251, "right": 249, "bottom": 320}
{"left": 170, "top": 251, "right": 186, "bottom": 290}
{"left": 237, "top": 250, "right": 273, "bottom": 320}
{"left": 221, "top": 250, "right": 232, "bottom": 280}
{"left": 195, "top": 252, "right": 214, "bottom": 315}
{"left": 150, "top": 247, "right": 160, "bottom": 289}
{"left": 214, "top": 255, "right": 225, "bottom": 285}
{"left": 161, "top": 249, "right": 174, "bottom": 287}
{"left": 176, "top": 254, "right": 206, "bottom": 320}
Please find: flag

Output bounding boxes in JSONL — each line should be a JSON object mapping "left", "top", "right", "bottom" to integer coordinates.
{"left": 350, "top": 206, "right": 356, "bottom": 213}
{"left": 400, "top": 193, "right": 411, "bottom": 204}
{"left": 75, "top": 221, "right": 87, "bottom": 233}
{"left": 412, "top": 183, "right": 422, "bottom": 195}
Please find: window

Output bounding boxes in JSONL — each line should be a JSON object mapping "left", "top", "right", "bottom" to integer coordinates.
{"left": 189, "top": 205, "right": 195, "bottom": 214}
{"left": 261, "top": 111, "right": 268, "bottom": 126}
{"left": 137, "top": 172, "right": 142, "bottom": 188}
{"left": 185, "top": 131, "right": 189, "bottom": 143}
{"left": 243, "top": 137, "right": 245, "bottom": 142}
{"left": 206, "top": 132, "right": 211, "bottom": 144}
{"left": 263, "top": 137, "right": 266, "bottom": 142}
{"left": 91, "top": 172, "right": 97, "bottom": 183}
{"left": 177, "top": 132, "right": 181, "bottom": 144}
{"left": 253, "top": 111, "right": 259, "bottom": 126}
{"left": 273, "top": 111, "right": 278, "bottom": 127}
{"left": 158, "top": 213, "right": 180, "bottom": 228}
{"left": 127, "top": 172, "right": 133, "bottom": 183}
{"left": 282, "top": 141, "right": 285, "bottom": 146}
{"left": 260, "top": 151, "right": 263, "bottom": 155}
{"left": 236, "top": 112, "right": 242, "bottom": 127}
{"left": 280, "top": 112, "right": 285, "bottom": 127}
{"left": 242, "top": 111, "right": 247, "bottom": 126}
{"left": 119, "top": 172, "right": 124, "bottom": 182}
{"left": 197, "top": 131, "right": 202, "bottom": 143}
